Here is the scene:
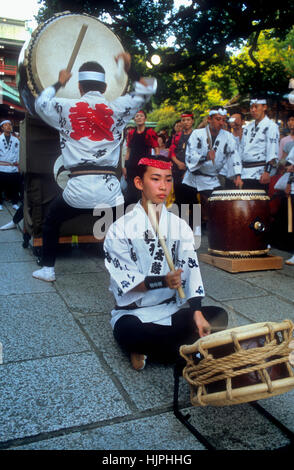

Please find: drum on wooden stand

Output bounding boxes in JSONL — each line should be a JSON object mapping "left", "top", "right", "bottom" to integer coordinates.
{"left": 18, "top": 11, "right": 128, "bottom": 115}
{"left": 207, "top": 189, "right": 271, "bottom": 257}
{"left": 180, "top": 320, "right": 294, "bottom": 407}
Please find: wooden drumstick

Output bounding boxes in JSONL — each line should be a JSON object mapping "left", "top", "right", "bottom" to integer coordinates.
{"left": 288, "top": 194, "right": 293, "bottom": 233}
{"left": 206, "top": 126, "right": 215, "bottom": 166}
{"left": 147, "top": 201, "right": 186, "bottom": 299}
{"left": 66, "top": 24, "right": 88, "bottom": 72}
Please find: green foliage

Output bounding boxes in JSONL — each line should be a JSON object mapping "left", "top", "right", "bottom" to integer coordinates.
{"left": 35, "top": 2, "right": 294, "bottom": 125}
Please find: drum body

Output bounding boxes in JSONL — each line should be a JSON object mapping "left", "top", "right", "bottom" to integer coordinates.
{"left": 207, "top": 189, "right": 270, "bottom": 257}
{"left": 18, "top": 12, "right": 128, "bottom": 115}
{"left": 180, "top": 320, "right": 294, "bottom": 407}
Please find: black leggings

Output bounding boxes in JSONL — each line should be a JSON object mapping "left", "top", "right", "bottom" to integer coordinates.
{"left": 113, "top": 306, "right": 228, "bottom": 364}
{"left": 42, "top": 195, "right": 94, "bottom": 267}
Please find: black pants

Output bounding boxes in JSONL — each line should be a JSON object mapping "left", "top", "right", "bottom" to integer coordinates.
{"left": 41, "top": 195, "right": 95, "bottom": 266}
{"left": 0, "top": 172, "right": 22, "bottom": 204}
{"left": 113, "top": 305, "right": 228, "bottom": 364}
{"left": 13, "top": 203, "right": 24, "bottom": 224}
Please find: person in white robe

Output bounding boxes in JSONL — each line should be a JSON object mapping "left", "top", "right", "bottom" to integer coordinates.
{"left": 274, "top": 150, "right": 294, "bottom": 265}
{"left": 183, "top": 107, "right": 242, "bottom": 225}
{"left": 219, "top": 112, "right": 245, "bottom": 188}
{"left": 32, "top": 52, "right": 157, "bottom": 282}
{"left": 104, "top": 156, "right": 228, "bottom": 370}
{"left": 240, "top": 98, "right": 279, "bottom": 189}
{"left": 0, "top": 120, "right": 21, "bottom": 210}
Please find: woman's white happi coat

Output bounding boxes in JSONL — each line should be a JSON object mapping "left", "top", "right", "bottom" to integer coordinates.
{"left": 240, "top": 116, "right": 279, "bottom": 180}
{"left": 183, "top": 126, "right": 241, "bottom": 191}
{"left": 35, "top": 80, "right": 157, "bottom": 208}
{"left": 0, "top": 134, "right": 19, "bottom": 173}
{"left": 104, "top": 202, "right": 205, "bottom": 328}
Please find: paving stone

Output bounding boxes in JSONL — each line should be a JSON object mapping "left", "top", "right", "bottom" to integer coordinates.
{"left": 0, "top": 293, "right": 90, "bottom": 363}
{"left": 224, "top": 295, "right": 294, "bottom": 324}
{"left": 0, "top": 262, "right": 55, "bottom": 296}
{"left": 0, "top": 353, "right": 130, "bottom": 442}
{"left": 199, "top": 263, "right": 267, "bottom": 300}
{"left": 79, "top": 315, "right": 190, "bottom": 411}
{"left": 11, "top": 412, "right": 205, "bottom": 450}
{"left": 182, "top": 402, "right": 289, "bottom": 450}
{"left": 55, "top": 273, "right": 114, "bottom": 314}
{"left": 246, "top": 272, "right": 294, "bottom": 303}
{"left": 0, "top": 242, "right": 32, "bottom": 262}
{"left": 0, "top": 227, "right": 22, "bottom": 243}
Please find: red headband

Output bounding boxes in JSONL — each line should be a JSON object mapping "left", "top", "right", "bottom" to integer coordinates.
{"left": 181, "top": 113, "right": 193, "bottom": 117}
{"left": 138, "top": 158, "right": 172, "bottom": 170}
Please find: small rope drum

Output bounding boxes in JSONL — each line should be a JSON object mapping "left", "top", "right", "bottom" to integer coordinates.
{"left": 180, "top": 320, "right": 294, "bottom": 407}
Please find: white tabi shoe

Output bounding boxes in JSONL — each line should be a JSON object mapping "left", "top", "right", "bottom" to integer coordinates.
{"left": 285, "top": 255, "right": 294, "bottom": 266}
{"left": 32, "top": 266, "right": 56, "bottom": 282}
{"left": 0, "top": 205, "right": 3, "bottom": 211}
{"left": 12, "top": 204, "right": 19, "bottom": 210}
{"left": 0, "top": 221, "right": 17, "bottom": 230}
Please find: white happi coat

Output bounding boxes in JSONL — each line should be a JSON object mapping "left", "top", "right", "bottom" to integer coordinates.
{"left": 240, "top": 116, "right": 279, "bottom": 180}
{"left": 0, "top": 133, "right": 19, "bottom": 173}
{"left": 183, "top": 126, "right": 241, "bottom": 191}
{"left": 35, "top": 80, "right": 157, "bottom": 208}
{"left": 104, "top": 202, "right": 205, "bottom": 328}
{"left": 274, "top": 150, "right": 294, "bottom": 194}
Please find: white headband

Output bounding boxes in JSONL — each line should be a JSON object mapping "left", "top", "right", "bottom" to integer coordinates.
{"left": 0, "top": 120, "right": 11, "bottom": 126}
{"left": 78, "top": 71, "right": 105, "bottom": 83}
{"left": 209, "top": 108, "right": 227, "bottom": 116}
{"left": 250, "top": 99, "right": 267, "bottom": 105}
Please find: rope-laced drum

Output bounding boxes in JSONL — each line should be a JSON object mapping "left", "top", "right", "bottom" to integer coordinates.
{"left": 18, "top": 11, "right": 128, "bottom": 115}
{"left": 180, "top": 320, "right": 294, "bottom": 407}
{"left": 207, "top": 189, "right": 271, "bottom": 257}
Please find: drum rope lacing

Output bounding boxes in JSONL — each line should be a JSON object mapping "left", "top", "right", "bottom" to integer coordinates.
{"left": 181, "top": 320, "right": 294, "bottom": 404}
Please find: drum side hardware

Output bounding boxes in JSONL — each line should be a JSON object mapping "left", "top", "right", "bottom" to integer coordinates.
{"left": 249, "top": 218, "right": 266, "bottom": 233}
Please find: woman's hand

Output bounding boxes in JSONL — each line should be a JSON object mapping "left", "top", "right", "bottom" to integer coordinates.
{"left": 193, "top": 310, "right": 211, "bottom": 337}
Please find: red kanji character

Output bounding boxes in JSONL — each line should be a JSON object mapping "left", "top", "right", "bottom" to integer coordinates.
{"left": 69, "top": 102, "right": 114, "bottom": 141}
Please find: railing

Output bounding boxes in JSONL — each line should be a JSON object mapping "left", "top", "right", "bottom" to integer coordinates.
{"left": 0, "top": 64, "right": 17, "bottom": 76}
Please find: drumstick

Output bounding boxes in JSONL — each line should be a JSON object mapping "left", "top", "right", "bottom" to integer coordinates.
{"left": 66, "top": 24, "right": 88, "bottom": 72}
{"left": 147, "top": 201, "right": 186, "bottom": 299}
{"left": 206, "top": 126, "right": 215, "bottom": 166}
{"left": 288, "top": 195, "right": 293, "bottom": 233}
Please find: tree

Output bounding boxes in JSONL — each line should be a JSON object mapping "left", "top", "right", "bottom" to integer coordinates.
{"left": 36, "top": 1, "right": 294, "bottom": 75}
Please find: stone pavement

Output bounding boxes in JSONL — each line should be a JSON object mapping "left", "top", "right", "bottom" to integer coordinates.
{"left": 0, "top": 201, "right": 293, "bottom": 452}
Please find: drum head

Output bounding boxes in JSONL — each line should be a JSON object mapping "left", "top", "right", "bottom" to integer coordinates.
{"left": 21, "top": 13, "right": 128, "bottom": 102}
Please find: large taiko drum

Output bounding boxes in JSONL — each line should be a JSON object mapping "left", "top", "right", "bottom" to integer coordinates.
{"left": 18, "top": 11, "right": 128, "bottom": 115}
{"left": 207, "top": 189, "right": 271, "bottom": 257}
{"left": 180, "top": 320, "right": 294, "bottom": 407}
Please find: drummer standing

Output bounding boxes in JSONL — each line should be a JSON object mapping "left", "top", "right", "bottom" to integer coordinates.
{"left": 240, "top": 98, "right": 279, "bottom": 190}
{"left": 183, "top": 107, "right": 242, "bottom": 226}
{"left": 32, "top": 53, "right": 157, "bottom": 282}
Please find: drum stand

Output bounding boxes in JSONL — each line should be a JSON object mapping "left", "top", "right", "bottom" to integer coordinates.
{"left": 172, "top": 363, "right": 294, "bottom": 451}
{"left": 199, "top": 253, "right": 283, "bottom": 273}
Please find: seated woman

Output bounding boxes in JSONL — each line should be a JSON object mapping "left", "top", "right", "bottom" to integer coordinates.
{"left": 103, "top": 155, "right": 228, "bottom": 370}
